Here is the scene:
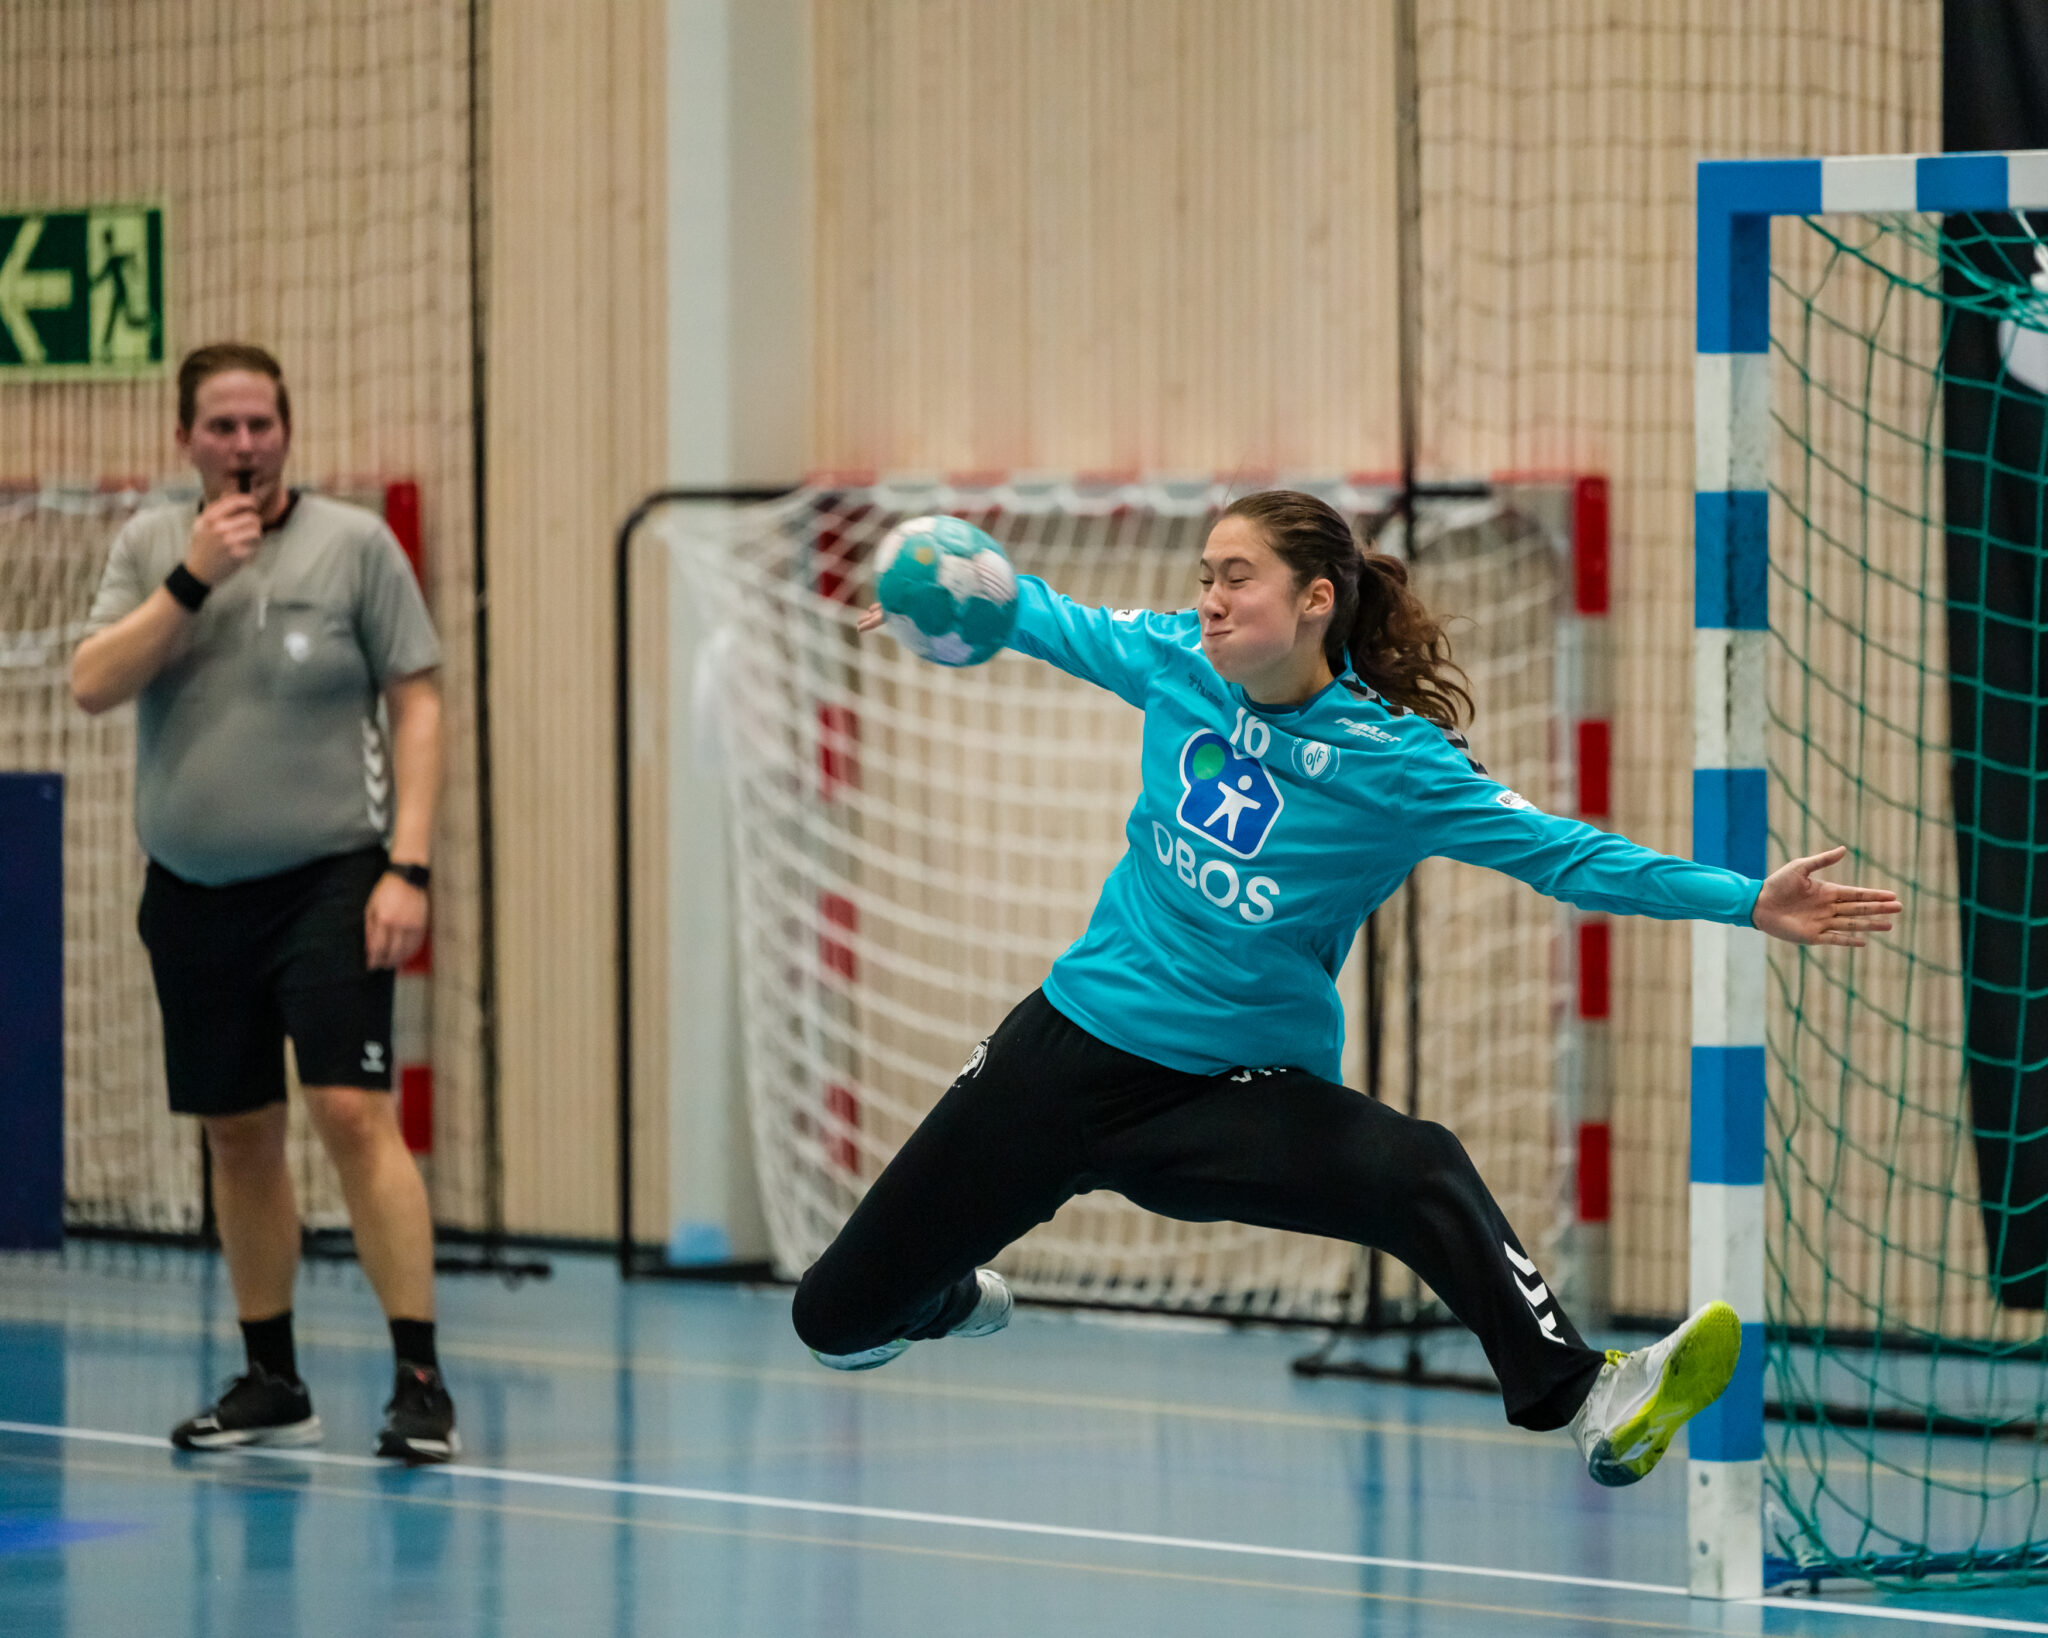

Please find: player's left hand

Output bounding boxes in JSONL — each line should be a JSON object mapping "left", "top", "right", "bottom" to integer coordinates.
{"left": 856, "top": 604, "right": 885, "bottom": 634}
{"left": 1750, "top": 846, "right": 1902, "bottom": 947}
{"left": 365, "top": 874, "right": 429, "bottom": 970}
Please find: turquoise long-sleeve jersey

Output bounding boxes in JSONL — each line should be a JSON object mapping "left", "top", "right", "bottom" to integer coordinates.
{"left": 1002, "top": 575, "right": 1764, "bottom": 1083}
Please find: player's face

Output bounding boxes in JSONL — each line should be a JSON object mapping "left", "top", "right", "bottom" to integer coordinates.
{"left": 1197, "top": 516, "right": 1333, "bottom": 692}
{"left": 177, "top": 371, "right": 291, "bottom": 508}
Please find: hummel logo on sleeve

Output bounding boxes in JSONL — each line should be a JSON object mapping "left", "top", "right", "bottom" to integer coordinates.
{"left": 1436, "top": 723, "right": 1488, "bottom": 776}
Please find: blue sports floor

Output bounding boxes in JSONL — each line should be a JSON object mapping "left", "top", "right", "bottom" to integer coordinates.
{"left": 1, "top": 1249, "right": 2041, "bottom": 1637}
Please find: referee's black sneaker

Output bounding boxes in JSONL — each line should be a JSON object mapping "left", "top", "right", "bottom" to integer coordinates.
{"left": 170, "top": 1367, "right": 322, "bottom": 1451}
{"left": 376, "top": 1364, "right": 460, "bottom": 1464}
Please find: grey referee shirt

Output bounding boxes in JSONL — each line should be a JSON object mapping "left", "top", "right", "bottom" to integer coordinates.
{"left": 85, "top": 492, "right": 442, "bottom": 886}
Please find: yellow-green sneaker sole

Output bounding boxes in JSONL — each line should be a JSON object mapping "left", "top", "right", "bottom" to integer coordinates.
{"left": 1586, "top": 1300, "right": 1741, "bottom": 1487}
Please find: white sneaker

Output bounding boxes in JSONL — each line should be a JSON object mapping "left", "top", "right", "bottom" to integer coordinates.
{"left": 808, "top": 1337, "right": 912, "bottom": 1372}
{"left": 949, "top": 1268, "right": 1014, "bottom": 1337}
{"left": 810, "top": 1270, "right": 1013, "bottom": 1371}
{"left": 1570, "top": 1300, "right": 1742, "bottom": 1487}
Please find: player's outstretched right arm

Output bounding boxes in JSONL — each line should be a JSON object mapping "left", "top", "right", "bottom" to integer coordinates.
{"left": 72, "top": 494, "right": 262, "bottom": 714}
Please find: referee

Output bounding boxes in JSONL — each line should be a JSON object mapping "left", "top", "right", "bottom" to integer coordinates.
{"left": 72, "top": 343, "right": 458, "bottom": 1463}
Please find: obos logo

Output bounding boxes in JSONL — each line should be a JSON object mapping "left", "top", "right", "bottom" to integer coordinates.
{"left": 1291, "top": 738, "right": 1340, "bottom": 784}
{"left": 1176, "top": 730, "right": 1283, "bottom": 860}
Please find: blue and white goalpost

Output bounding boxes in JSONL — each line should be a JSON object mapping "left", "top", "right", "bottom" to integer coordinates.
{"left": 1689, "top": 148, "right": 2048, "bottom": 1601}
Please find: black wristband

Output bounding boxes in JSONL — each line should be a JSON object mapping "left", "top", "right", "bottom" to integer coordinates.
{"left": 164, "top": 564, "right": 211, "bottom": 612}
{"left": 385, "top": 861, "right": 431, "bottom": 891}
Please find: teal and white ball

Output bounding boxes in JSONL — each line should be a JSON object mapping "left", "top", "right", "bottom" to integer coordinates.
{"left": 872, "top": 515, "right": 1018, "bottom": 667}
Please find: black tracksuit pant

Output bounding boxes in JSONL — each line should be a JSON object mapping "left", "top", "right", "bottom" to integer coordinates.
{"left": 792, "top": 988, "right": 1606, "bottom": 1430}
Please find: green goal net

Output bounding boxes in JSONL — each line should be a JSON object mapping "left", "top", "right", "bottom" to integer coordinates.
{"left": 1764, "top": 207, "right": 2048, "bottom": 1586}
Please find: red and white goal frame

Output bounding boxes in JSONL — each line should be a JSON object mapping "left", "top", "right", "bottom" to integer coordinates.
{"left": 633, "top": 468, "right": 1615, "bottom": 1325}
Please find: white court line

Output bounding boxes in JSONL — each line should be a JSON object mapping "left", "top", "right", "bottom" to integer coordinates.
{"left": 0, "top": 1299, "right": 2030, "bottom": 1486}
{"left": 0, "top": 1420, "right": 1683, "bottom": 1598}
{"left": 4, "top": 1420, "right": 2044, "bottom": 1631}
{"left": 1780, "top": 1602, "right": 2048, "bottom": 1634}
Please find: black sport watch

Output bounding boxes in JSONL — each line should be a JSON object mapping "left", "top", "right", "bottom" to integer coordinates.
{"left": 386, "top": 861, "right": 431, "bottom": 891}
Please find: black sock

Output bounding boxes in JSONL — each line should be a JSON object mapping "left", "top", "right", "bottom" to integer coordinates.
{"left": 390, "top": 1318, "right": 438, "bottom": 1374}
{"left": 901, "top": 1274, "right": 981, "bottom": 1341}
{"left": 241, "top": 1311, "right": 298, "bottom": 1383}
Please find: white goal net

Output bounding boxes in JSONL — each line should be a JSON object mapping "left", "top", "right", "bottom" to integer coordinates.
{"left": 666, "top": 475, "right": 1579, "bottom": 1321}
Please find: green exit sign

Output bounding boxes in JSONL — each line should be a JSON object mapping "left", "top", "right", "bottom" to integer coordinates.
{"left": 0, "top": 205, "right": 165, "bottom": 378}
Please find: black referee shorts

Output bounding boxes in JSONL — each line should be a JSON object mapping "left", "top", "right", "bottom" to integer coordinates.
{"left": 138, "top": 846, "right": 396, "bottom": 1118}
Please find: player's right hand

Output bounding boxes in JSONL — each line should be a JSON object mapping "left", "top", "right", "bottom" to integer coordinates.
{"left": 185, "top": 491, "right": 263, "bottom": 587}
{"left": 856, "top": 605, "right": 885, "bottom": 633}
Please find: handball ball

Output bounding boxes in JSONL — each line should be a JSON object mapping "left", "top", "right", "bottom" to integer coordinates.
{"left": 872, "top": 515, "right": 1019, "bottom": 667}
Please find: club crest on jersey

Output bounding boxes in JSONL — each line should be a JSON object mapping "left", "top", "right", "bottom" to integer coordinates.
{"left": 1176, "top": 730, "right": 1283, "bottom": 860}
{"left": 1290, "top": 738, "right": 1340, "bottom": 783}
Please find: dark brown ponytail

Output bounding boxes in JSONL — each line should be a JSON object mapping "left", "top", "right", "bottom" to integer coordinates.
{"left": 1218, "top": 489, "right": 1473, "bottom": 730}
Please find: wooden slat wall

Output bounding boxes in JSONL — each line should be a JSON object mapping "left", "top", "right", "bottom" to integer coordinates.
{"left": 1414, "top": 0, "right": 1940, "bottom": 1317}
{"left": 0, "top": 0, "right": 673, "bottom": 1243}
{"left": 811, "top": 0, "right": 1942, "bottom": 1318}
{"left": 0, "top": 0, "right": 490, "bottom": 1228}
{"left": 1, "top": 1, "right": 1948, "bottom": 1254}
{"left": 484, "top": 0, "right": 668, "bottom": 1238}
{"left": 814, "top": 0, "right": 1403, "bottom": 477}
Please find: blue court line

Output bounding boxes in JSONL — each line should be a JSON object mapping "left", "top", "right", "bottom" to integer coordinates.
{"left": 6, "top": 1421, "right": 2048, "bottom": 1630}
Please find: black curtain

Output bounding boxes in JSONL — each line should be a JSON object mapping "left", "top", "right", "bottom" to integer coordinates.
{"left": 1943, "top": 0, "right": 2048, "bottom": 1308}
